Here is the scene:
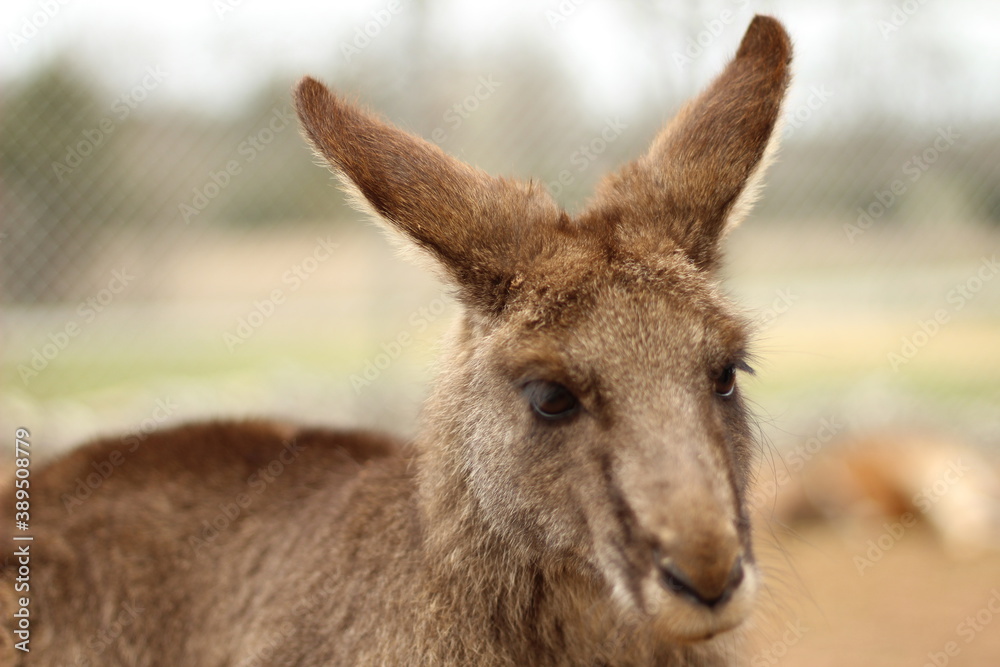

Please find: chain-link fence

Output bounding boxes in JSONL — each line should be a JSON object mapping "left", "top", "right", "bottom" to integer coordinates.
{"left": 2, "top": 0, "right": 998, "bottom": 453}
{"left": 3, "top": 2, "right": 1000, "bottom": 664}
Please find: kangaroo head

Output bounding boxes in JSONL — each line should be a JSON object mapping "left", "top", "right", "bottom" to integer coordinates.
{"left": 295, "top": 15, "right": 790, "bottom": 643}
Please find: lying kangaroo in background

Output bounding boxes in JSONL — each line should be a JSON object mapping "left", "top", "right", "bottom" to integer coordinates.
{"left": 2, "top": 15, "right": 791, "bottom": 666}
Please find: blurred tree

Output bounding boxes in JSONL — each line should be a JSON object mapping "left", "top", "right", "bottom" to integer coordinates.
{"left": 1, "top": 62, "right": 135, "bottom": 302}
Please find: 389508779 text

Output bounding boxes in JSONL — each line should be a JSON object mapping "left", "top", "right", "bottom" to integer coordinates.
{"left": 12, "top": 427, "right": 33, "bottom": 653}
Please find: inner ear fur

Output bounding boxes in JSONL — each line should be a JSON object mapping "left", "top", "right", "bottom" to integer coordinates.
{"left": 583, "top": 15, "right": 792, "bottom": 271}
{"left": 293, "top": 78, "right": 566, "bottom": 313}
{"left": 293, "top": 15, "right": 791, "bottom": 309}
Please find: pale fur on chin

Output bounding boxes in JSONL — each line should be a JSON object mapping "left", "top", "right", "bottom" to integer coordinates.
{"left": 643, "top": 565, "right": 759, "bottom": 642}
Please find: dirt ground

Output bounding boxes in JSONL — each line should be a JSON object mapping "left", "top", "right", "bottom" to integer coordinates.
{"left": 747, "top": 522, "right": 1000, "bottom": 666}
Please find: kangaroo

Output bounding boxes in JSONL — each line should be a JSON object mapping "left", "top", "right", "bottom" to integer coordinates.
{"left": 1, "top": 15, "right": 791, "bottom": 666}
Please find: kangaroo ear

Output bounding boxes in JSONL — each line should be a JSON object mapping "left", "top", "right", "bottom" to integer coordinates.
{"left": 294, "top": 78, "right": 563, "bottom": 313}
{"left": 586, "top": 15, "right": 792, "bottom": 271}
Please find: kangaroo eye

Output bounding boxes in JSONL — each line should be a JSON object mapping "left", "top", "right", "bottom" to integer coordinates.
{"left": 714, "top": 365, "right": 737, "bottom": 398}
{"left": 524, "top": 381, "right": 580, "bottom": 420}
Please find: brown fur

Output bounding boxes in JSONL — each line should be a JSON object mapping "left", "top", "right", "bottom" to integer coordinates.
{"left": 2, "top": 16, "right": 791, "bottom": 666}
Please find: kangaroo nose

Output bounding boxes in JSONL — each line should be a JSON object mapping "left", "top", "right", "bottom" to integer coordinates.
{"left": 655, "top": 550, "right": 745, "bottom": 609}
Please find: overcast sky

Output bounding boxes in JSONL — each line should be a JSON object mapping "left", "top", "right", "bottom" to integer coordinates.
{"left": 3, "top": 0, "right": 999, "bottom": 124}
